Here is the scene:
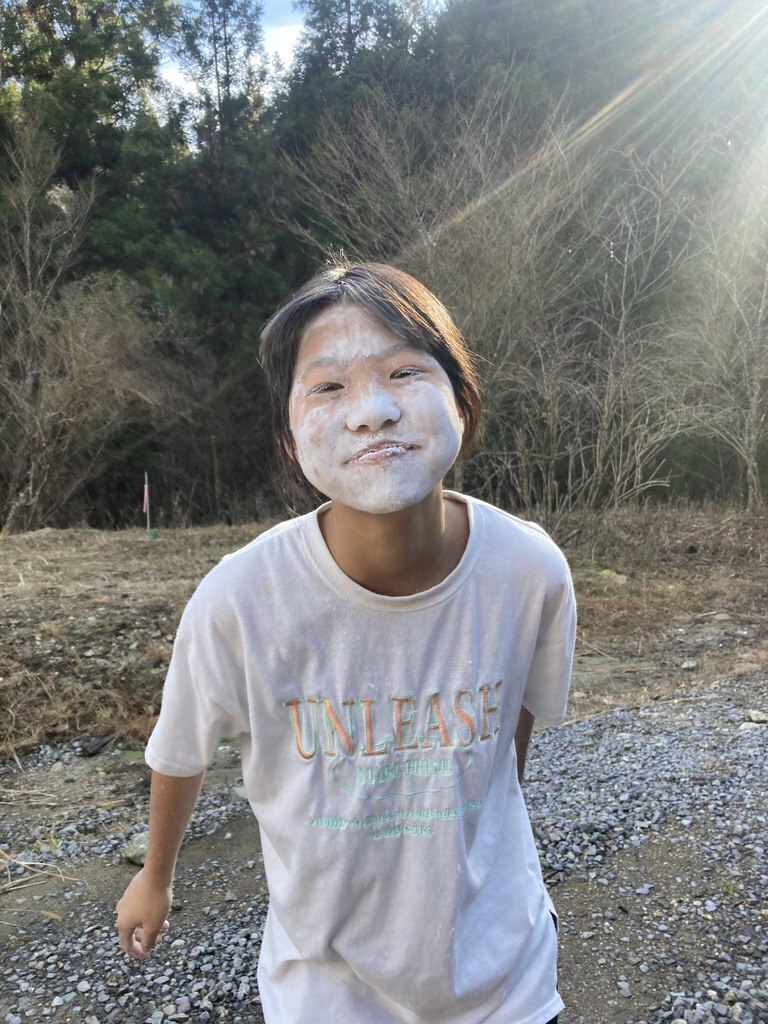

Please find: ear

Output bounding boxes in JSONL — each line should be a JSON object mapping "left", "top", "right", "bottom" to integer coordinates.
{"left": 281, "top": 430, "right": 297, "bottom": 463}
{"left": 455, "top": 390, "right": 468, "bottom": 432}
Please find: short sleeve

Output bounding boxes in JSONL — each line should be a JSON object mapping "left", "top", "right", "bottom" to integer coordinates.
{"left": 145, "top": 592, "right": 250, "bottom": 776}
{"left": 522, "top": 570, "right": 576, "bottom": 726}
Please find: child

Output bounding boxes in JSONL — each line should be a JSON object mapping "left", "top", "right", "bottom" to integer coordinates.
{"left": 116, "top": 261, "right": 576, "bottom": 1024}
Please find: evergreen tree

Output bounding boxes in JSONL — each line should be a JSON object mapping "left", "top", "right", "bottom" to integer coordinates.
{"left": 178, "top": 0, "right": 264, "bottom": 138}
{"left": 295, "top": 0, "right": 414, "bottom": 74}
{"left": 0, "top": 0, "right": 181, "bottom": 179}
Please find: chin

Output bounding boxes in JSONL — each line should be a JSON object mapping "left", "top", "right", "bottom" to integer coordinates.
{"left": 348, "top": 500, "right": 418, "bottom": 515}
{"left": 308, "top": 455, "right": 458, "bottom": 516}
{"left": 331, "top": 484, "right": 441, "bottom": 516}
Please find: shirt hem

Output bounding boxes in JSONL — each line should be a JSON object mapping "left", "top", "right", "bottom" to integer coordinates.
{"left": 508, "top": 992, "right": 564, "bottom": 1024}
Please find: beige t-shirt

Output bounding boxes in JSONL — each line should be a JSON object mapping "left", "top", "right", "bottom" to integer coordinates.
{"left": 146, "top": 492, "right": 576, "bottom": 1024}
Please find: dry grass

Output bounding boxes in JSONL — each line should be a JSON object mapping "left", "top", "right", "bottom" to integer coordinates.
{"left": 551, "top": 503, "right": 768, "bottom": 717}
{"left": 0, "top": 523, "right": 272, "bottom": 759}
{"left": 1, "top": 505, "right": 766, "bottom": 759}
{"left": 0, "top": 848, "right": 79, "bottom": 897}
{"left": 553, "top": 501, "right": 767, "bottom": 569}
{"left": 555, "top": 503, "right": 768, "bottom": 649}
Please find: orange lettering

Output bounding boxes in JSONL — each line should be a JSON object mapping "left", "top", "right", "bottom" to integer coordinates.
{"left": 454, "top": 689, "right": 476, "bottom": 747}
{"left": 361, "top": 699, "right": 388, "bottom": 756}
{"left": 322, "top": 698, "right": 356, "bottom": 757}
{"left": 422, "top": 693, "right": 452, "bottom": 749}
{"left": 480, "top": 682, "right": 502, "bottom": 740}
{"left": 391, "top": 697, "right": 419, "bottom": 751}
{"left": 285, "top": 698, "right": 318, "bottom": 759}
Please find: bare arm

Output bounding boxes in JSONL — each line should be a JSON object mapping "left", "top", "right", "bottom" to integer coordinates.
{"left": 514, "top": 706, "right": 535, "bottom": 784}
{"left": 116, "top": 769, "right": 205, "bottom": 958}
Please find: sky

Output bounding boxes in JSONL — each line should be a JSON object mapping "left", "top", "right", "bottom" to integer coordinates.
{"left": 261, "top": 0, "right": 304, "bottom": 66}
{"left": 161, "top": 1, "right": 304, "bottom": 92}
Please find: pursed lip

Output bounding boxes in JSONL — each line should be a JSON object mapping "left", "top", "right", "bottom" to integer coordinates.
{"left": 346, "top": 439, "right": 419, "bottom": 464}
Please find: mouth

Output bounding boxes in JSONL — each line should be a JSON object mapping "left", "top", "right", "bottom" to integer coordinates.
{"left": 347, "top": 440, "right": 419, "bottom": 464}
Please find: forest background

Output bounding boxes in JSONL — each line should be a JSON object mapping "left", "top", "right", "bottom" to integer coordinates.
{"left": 1, "top": 0, "right": 767, "bottom": 534}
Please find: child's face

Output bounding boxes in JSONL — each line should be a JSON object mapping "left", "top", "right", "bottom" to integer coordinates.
{"left": 288, "top": 303, "right": 464, "bottom": 514}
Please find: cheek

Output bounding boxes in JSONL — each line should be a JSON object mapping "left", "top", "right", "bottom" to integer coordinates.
{"left": 291, "top": 403, "right": 336, "bottom": 455}
{"left": 301, "top": 416, "right": 325, "bottom": 449}
{"left": 409, "top": 384, "right": 463, "bottom": 438}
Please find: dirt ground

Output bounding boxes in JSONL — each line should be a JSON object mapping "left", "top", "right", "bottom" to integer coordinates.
{"left": 1, "top": 506, "right": 767, "bottom": 1021}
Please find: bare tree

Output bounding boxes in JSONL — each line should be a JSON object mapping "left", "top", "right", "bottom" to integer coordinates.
{"left": 674, "top": 159, "right": 768, "bottom": 512}
{"left": 284, "top": 80, "right": 695, "bottom": 512}
{"left": 0, "top": 119, "right": 193, "bottom": 532}
{"left": 558, "top": 151, "right": 699, "bottom": 510}
{"left": 0, "top": 120, "right": 94, "bottom": 332}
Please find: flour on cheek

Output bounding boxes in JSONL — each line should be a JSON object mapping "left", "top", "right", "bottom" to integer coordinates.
{"left": 291, "top": 404, "right": 337, "bottom": 488}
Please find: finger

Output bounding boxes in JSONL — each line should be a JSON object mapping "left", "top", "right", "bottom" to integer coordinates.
{"left": 140, "top": 925, "right": 160, "bottom": 955}
{"left": 117, "top": 922, "right": 149, "bottom": 960}
{"left": 139, "top": 918, "right": 170, "bottom": 954}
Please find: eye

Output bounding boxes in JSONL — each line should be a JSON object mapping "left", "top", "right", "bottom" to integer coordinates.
{"left": 309, "top": 381, "right": 343, "bottom": 395}
{"left": 391, "top": 367, "right": 423, "bottom": 380}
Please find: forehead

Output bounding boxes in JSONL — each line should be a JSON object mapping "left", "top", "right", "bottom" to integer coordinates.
{"left": 293, "top": 303, "right": 423, "bottom": 377}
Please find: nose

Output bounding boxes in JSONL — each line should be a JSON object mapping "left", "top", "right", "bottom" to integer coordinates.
{"left": 345, "top": 385, "right": 401, "bottom": 432}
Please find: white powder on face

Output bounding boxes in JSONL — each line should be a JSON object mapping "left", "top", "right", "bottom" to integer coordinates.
{"left": 288, "top": 305, "right": 463, "bottom": 514}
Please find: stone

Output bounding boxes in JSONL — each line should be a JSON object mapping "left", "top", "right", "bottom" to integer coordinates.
{"left": 124, "top": 831, "right": 149, "bottom": 866}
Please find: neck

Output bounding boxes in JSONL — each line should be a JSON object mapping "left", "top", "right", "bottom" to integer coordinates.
{"left": 319, "top": 488, "right": 469, "bottom": 597}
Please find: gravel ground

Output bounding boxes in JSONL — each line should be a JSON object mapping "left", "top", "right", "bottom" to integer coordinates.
{"left": 529, "top": 677, "right": 768, "bottom": 1024}
{"left": 1, "top": 675, "right": 766, "bottom": 1024}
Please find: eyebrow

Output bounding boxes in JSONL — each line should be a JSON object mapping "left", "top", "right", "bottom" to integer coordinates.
{"left": 298, "top": 340, "right": 417, "bottom": 375}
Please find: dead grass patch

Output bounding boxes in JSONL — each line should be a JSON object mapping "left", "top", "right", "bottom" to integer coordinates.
{"left": 553, "top": 505, "right": 768, "bottom": 679}
{"left": 553, "top": 501, "right": 767, "bottom": 570}
{"left": 0, "top": 524, "right": 271, "bottom": 759}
